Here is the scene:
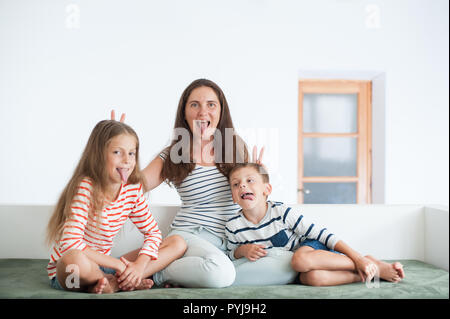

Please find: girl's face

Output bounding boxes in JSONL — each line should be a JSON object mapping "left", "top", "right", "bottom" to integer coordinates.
{"left": 184, "top": 86, "right": 221, "bottom": 138}
{"left": 105, "top": 133, "right": 137, "bottom": 185}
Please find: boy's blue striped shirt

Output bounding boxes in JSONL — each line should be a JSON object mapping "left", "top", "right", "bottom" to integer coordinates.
{"left": 225, "top": 201, "right": 339, "bottom": 260}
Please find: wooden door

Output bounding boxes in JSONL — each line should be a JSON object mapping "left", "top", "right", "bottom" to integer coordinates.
{"left": 298, "top": 80, "right": 372, "bottom": 204}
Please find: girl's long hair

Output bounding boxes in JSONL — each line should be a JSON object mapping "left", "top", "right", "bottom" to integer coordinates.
{"left": 46, "top": 120, "right": 142, "bottom": 246}
{"left": 161, "top": 79, "right": 249, "bottom": 186}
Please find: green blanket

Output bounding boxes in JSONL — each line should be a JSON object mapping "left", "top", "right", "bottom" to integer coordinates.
{"left": 0, "top": 259, "right": 447, "bottom": 299}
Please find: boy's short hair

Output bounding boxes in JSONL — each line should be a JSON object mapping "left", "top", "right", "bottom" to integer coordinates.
{"left": 228, "top": 163, "right": 270, "bottom": 183}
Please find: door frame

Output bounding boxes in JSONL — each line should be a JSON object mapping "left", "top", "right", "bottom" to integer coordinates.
{"left": 297, "top": 79, "right": 372, "bottom": 204}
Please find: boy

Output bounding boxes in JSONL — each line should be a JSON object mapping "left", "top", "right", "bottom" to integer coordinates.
{"left": 225, "top": 163, "right": 405, "bottom": 286}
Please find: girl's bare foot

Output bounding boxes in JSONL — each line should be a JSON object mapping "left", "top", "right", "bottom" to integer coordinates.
{"left": 135, "top": 278, "right": 154, "bottom": 290}
{"left": 366, "top": 255, "right": 404, "bottom": 283}
{"left": 89, "top": 274, "right": 120, "bottom": 294}
{"left": 88, "top": 277, "right": 108, "bottom": 294}
{"left": 119, "top": 278, "right": 154, "bottom": 292}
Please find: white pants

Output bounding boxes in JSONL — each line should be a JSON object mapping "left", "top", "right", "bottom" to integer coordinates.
{"left": 153, "top": 226, "right": 297, "bottom": 287}
{"left": 232, "top": 248, "right": 297, "bottom": 286}
{"left": 153, "top": 227, "right": 235, "bottom": 288}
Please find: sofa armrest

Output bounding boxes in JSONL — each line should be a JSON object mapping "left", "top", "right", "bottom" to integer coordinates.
{"left": 424, "top": 205, "right": 449, "bottom": 271}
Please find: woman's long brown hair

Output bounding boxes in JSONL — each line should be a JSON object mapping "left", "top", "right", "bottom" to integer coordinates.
{"left": 46, "top": 120, "right": 142, "bottom": 246}
{"left": 161, "top": 79, "right": 249, "bottom": 186}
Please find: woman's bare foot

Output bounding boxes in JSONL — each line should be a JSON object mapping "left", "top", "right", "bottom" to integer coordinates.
{"left": 366, "top": 255, "right": 404, "bottom": 283}
{"left": 164, "top": 283, "right": 183, "bottom": 288}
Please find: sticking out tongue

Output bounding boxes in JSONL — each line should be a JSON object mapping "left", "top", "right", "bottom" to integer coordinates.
{"left": 200, "top": 122, "right": 208, "bottom": 135}
{"left": 194, "top": 120, "right": 209, "bottom": 135}
{"left": 242, "top": 193, "right": 255, "bottom": 200}
{"left": 117, "top": 168, "right": 129, "bottom": 183}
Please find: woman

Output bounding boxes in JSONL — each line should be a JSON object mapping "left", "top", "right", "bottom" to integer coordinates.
{"left": 114, "top": 79, "right": 265, "bottom": 287}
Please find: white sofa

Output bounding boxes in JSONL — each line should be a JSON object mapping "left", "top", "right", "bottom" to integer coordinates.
{"left": 0, "top": 204, "right": 448, "bottom": 271}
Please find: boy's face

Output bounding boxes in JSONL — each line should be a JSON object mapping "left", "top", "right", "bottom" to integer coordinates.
{"left": 229, "top": 166, "right": 272, "bottom": 211}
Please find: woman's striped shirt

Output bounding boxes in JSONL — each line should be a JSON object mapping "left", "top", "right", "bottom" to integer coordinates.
{"left": 225, "top": 201, "right": 339, "bottom": 260}
{"left": 160, "top": 152, "right": 240, "bottom": 238}
{"left": 47, "top": 178, "right": 162, "bottom": 280}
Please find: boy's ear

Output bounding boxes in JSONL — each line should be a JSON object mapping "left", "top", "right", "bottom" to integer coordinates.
{"left": 264, "top": 183, "right": 272, "bottom": 197}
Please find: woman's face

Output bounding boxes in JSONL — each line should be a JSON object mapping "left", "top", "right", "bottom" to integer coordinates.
{"left": 184, "top": 86, "right": 221, "bottom": 138}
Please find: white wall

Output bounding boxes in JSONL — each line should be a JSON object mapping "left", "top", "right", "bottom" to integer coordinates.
{"left": 4, "top": 204, "right": 449, "bottom": 271}
{"left": 0, "top": 0, "right": 448, "bottom": 206}
{"left": 371, "top": 72, "right": 386, "bottom": 204}
{"left": 0, "top": 204, "right": 431, "bottom": 264}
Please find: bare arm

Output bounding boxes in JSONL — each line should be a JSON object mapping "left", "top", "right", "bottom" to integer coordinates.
{"left": 141, "top": 156, "right": 164, "bottom": 193}
{"left": 110, "top": 110, "right": 164, "bottom": 193}
{"left": 333, "top": 240, "right": 363, "bottom": 262}
{"left": 82, "top": 247, "right": 126, "bottom": 273}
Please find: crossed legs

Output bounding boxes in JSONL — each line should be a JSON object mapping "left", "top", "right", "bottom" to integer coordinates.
{"left": 292, "top": 246, "right": 405, "bottom": 287}
{"left": 55, "top": 235, "right": 186, "bottom": 293}
{"left": 55, "top": 249, "right": 121, "bottom": 293}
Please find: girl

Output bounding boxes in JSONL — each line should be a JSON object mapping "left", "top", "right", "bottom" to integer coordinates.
{"left": 46, "top": 120, "right": 186, "bottom": 294}
{"left": 111, "top": 79, "right": 266, "bottom": 288}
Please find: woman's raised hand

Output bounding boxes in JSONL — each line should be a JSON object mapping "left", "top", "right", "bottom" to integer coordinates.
{"left": 111, "top": 110, "right": 126, "bottom": 123}
{"left": 251, "top": 146, "right": 265, "bottom": 166}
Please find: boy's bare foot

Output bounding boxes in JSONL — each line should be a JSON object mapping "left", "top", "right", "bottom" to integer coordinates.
{"left": 394, "top": 261, "right": 405, "bottom": 279}
{"left": 366, "top": 255, "right": 404, "bottom": 283}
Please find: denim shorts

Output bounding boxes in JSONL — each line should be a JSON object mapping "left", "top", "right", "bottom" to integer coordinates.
{"left": 296, "top": 239, "right": 342, "bottom": 285}
{"left": 50, "top": 266, "right": 116, "bottom": 291}
{"left": 298, "top": 239, "right": 341, "bottom": 254}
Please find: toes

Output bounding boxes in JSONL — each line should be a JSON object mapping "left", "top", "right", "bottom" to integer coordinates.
{"left": 141, "top": 279, "right": 154, "bottom": 290}
{"left": 94, "top": 277, "right": 107, "bottom": 294}
{"left": 164, "top": 283, "right": 181, "bottom": 288}
{"left": 393, "top": 262, "right": 405, "bottom": 278}
{"left": 144, "top": 279, "right": 154, "bottom": 288}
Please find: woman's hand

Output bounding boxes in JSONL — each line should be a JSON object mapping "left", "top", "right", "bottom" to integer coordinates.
{"left": 251, "top": 146, "right": 269, "bottom": 174}
{"left": 111, "top": 109, "right": 126, "bottom": 123}
{"left": 251, "top": 146, "right": 265, "bottom": 165}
